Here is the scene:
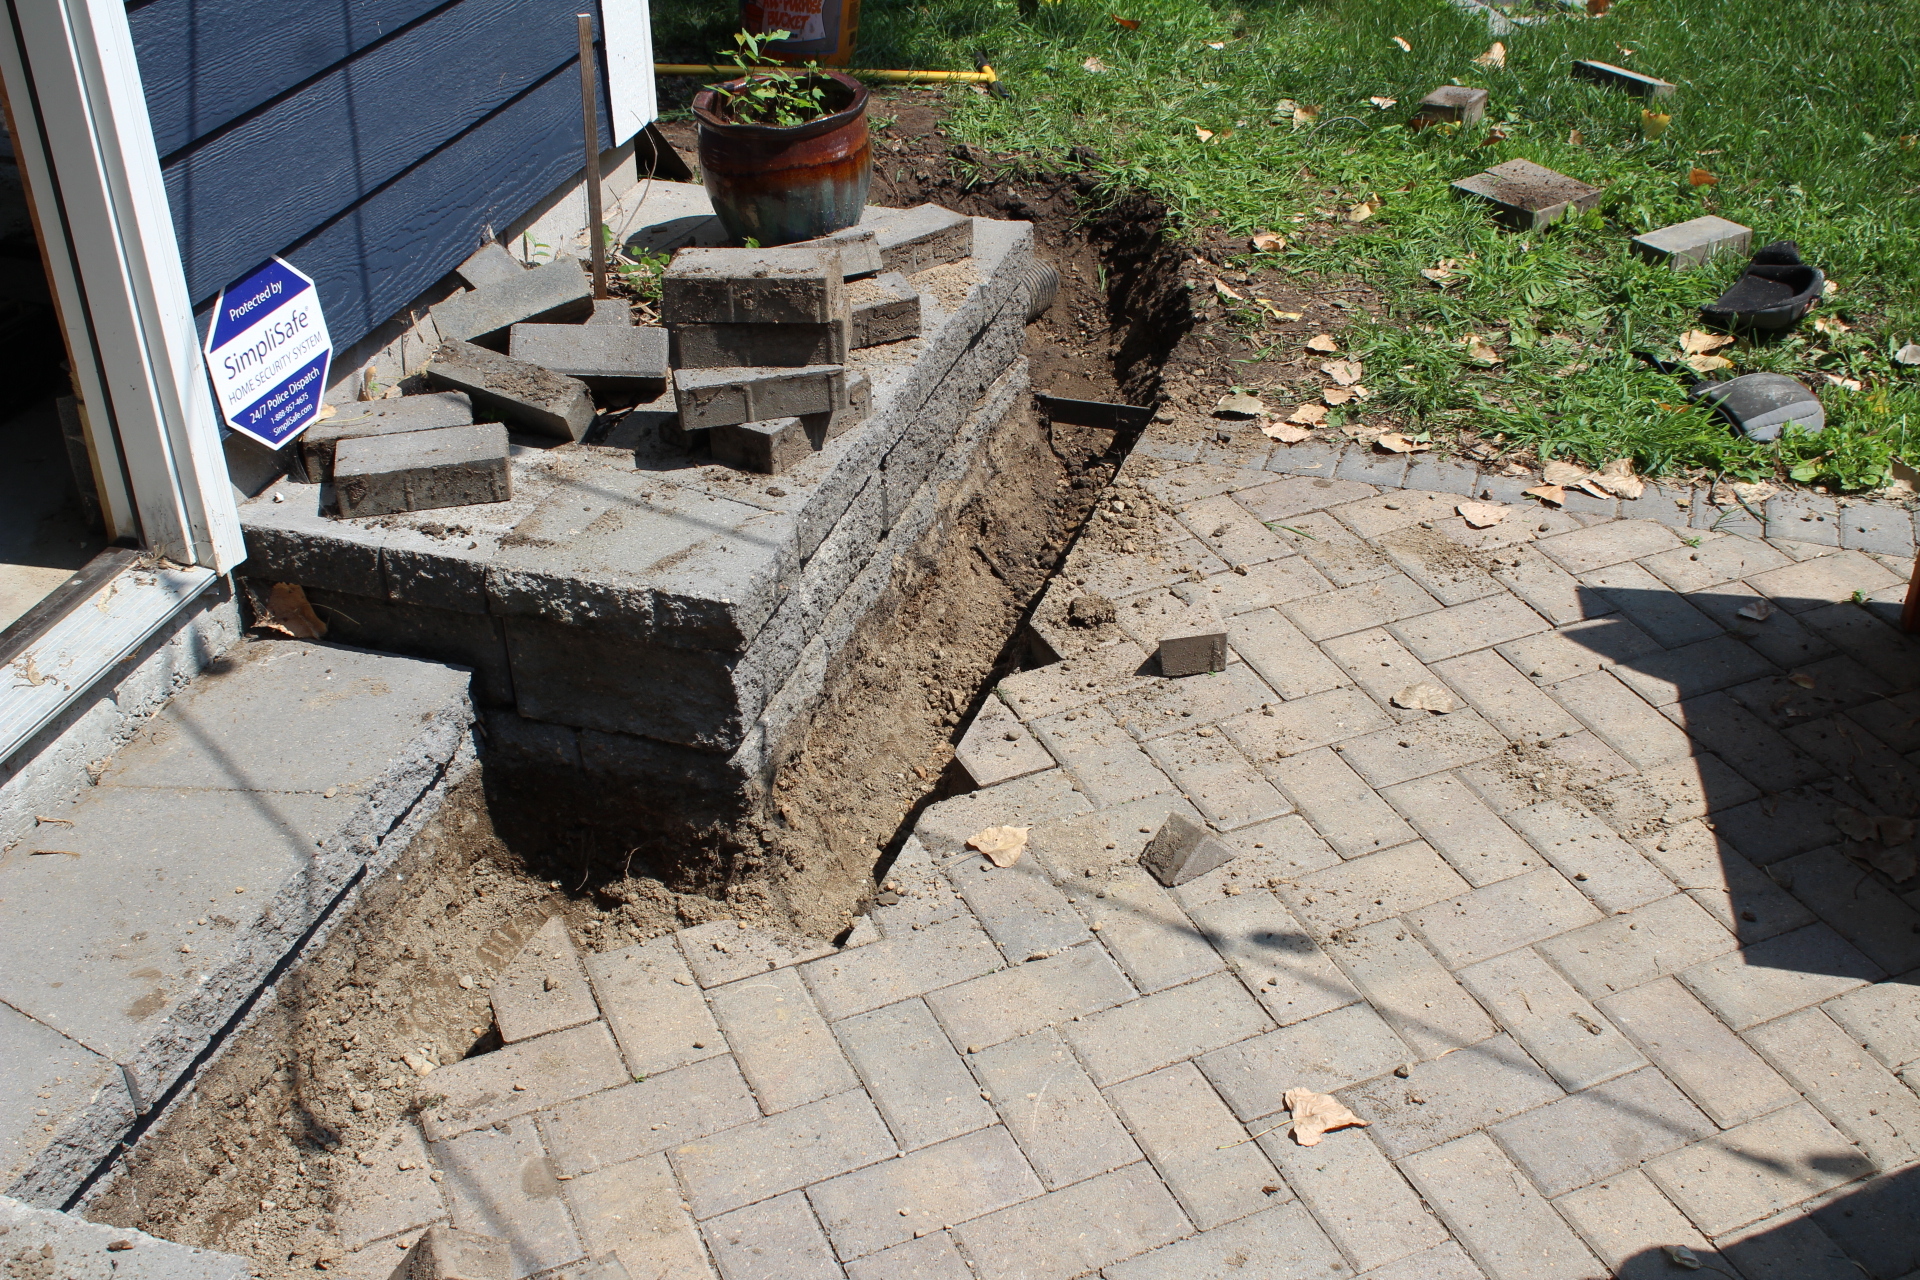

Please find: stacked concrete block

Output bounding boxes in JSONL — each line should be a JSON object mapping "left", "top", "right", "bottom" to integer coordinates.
{"left": 334, "top": 422, "right": 511, "bottom": 518}
{"left": 849, "top": 272, "right": 922, "bottom": 348}
{"left": 424, "top": 340, "right": 596, "bottom": 441}
{"left": 431, "top": 257, "right": 592, "bottom": 345}
{"left": 661, "top": 246, "right": 848, "bottom": 326}
{"left": 671, "top": 317, "right": 852, "bottom": 369}
{"left": 856, "top": 203, "right": 975, "bottom": 274}
{"left": 673, "top": 365, "right": 848, "bottom": 431}
{"left": 509, "top": 322, "right": 668, "bottom": 392}
{"left": 301, "top": 391, "right": 474, "bottom": 482}
{"left": 712, "top": 416, "right": 817, "bottom": 474}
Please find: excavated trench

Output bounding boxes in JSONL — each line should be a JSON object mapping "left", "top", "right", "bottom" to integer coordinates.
{"left": 85, "top": 150, "right": 1196, "bottom": 1270}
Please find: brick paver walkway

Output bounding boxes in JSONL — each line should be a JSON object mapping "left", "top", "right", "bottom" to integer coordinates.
{"left": 329, "top": 437, "right": 1920, "bottom": 1280}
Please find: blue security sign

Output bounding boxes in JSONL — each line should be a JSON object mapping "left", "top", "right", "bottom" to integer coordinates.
{"left": 203, "top": 258, "right": 333, "bottom": 449}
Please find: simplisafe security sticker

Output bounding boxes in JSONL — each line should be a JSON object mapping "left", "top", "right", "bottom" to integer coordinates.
{"left": 204, "top": 258, "right": 332, "bottom": 449}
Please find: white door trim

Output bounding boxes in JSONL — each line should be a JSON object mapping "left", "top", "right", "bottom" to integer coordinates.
{"left": 0, "top": 0, "right": 243, "bottom": 573}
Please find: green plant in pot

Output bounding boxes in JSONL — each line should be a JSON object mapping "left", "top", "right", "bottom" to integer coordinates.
{"left": 693, "top": 30, "right": 872, "bottom": 247}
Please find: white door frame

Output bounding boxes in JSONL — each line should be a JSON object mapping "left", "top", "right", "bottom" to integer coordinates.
{"left": 0, "top": 0, "right": 242, "bottom": 573}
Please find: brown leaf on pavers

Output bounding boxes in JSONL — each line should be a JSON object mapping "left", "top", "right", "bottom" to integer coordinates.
{"left": 1472, "top": 41, "right": 1506, "bottom": 67}
{"left": 1289, "top": 403, "right": 1329, "bottom": 426}
{"left": 967, "top": 826, "right": 1030, "bottom": 867}
{"left": 1874, "top": 815, "right": 1917, "bottom": 845}
{"left": 1736, "top": 599, "right": 1774, "bottom": 621}
{"left": 1525, "top": 483, "right": 1567, "bottom": 506}
{"left": 1592, "top": 457, "right": 1646, "bottom": 499}
{"left": 1574, "top": 477, "right": 1612, "bottom": 499}
{"left": 1833, "top": 808, "right": 1877, "bottom": 841}
{"left": 251, "top": 582, "right": 328, "bottom": 639}
{"left": 1322, "top": 386, "right": 1356, "bottom": 405}
{"left": 1321, "top": 359, "right": 1363, "bottom": 386}
{"left": 1788, "top": 671, "right": 1817, "bottom": 689}
{"left": 1867, "top": 845, "right": 1917, "bottom": 882}
{"left": 1464, "top": 334, "right": 1503, "bottom": 365}
{"left": 1541, "top": 459, "right": 1591, "bottom": 487}
{"left": 1262, "top": 421, "right": 1315, "bottom": 442}
{"left": 1688, "top": 167, "right": 1719, "bottom": 187}
{"left": 1680, "top": 330, "right": 1736, "bottom": 355}
{"left": 1215, "top": 391, "right": 1266, "bottom": 417}
{"left": 1376, "top": 432, "right": 1430, "bottom": 454}
{"left": 1306, "top": 333, "right": 1340, "bottom": 353}
{"left": 1251, "top": 231, "right": 1287, "bottom": 252}
{"left": 1369, "top": 95, "right": 1398, "bottom": 109}
{"left": 1392, "top": 682, "right": 1457, "bottom": 713}
{"left": 1392, "top": 35, "right": 1412, "bottom": 51}
{"left": 1457, "top": 501, "right": 1509, "bottom": 528}
{"left": 1284, "top": 1087, "right": 1369, "bottom": 1145}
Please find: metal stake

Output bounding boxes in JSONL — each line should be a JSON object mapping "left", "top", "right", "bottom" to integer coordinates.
{"left": 577, "top": 13, "right": 607, "bottom": 300}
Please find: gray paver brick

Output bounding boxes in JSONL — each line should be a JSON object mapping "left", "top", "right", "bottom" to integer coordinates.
{"left": 1493, "top": 1065, "right": 1713, "bottom": 1198}
{"left": 1336, "top": 444, "right": 1409, "bottom": 488}
{"left": 1496, "top": 614, "right": 1660, "bottom": 685}
{"left": 703, "top": 1190, "right": 840, "bottom": 1280}
{"left": 1031, "top": 705, "right": 1178, "bottom": 809}
{"left": 1180, "top": 494, "right": 1292, "bottom": 566}
{"left": 563, "top": 1152, "right": 713, "bottom": 1280}
{"left": 436, "top": 1124, "right": 585, "bottom": 1277}
{"left": 1411, "top": 867, "right": 1601, "bottom": 970}
{"left": 843, "top": 1232, "right": 971, "bottom": 1280}
{"left": 955, "top": 693, "right": 1055, "bottom": 788}
{"left": 490, "top": 917, "right": 598, "bottom": 1044}
{"left": 1103, "top": 1203, "right": 1347, "bottom": 1280}
{"left": 1280, "top": 575, "right": 1440, "bottom": 641}
{"left": 1456, "top": 731, "right": 1635, "bottom": 815}
{"left": 1387, "top": 593, "right": 1548, "bottom": 663}
{"left": 836, "top": 998, "right": 996, "bottom": 1151}
{"left": 1399, "top": 1132, "right": 1602, "bottom": 1280}
{"left": 1144, "top": 730, "right": 1291, "bottom": 830}
{"left": 802, "top": 914, "right": 1002, "bottom": 1022}
{"left": 1537, "top": 520, "right": 1683, "bottom": 575}
{"left": 1341, "top": 1033, "right": 1564, "bottom": 1158}
{"left": 1821, "top": 981, "right": 1920, "bottom": 1071}
{"left": 1353, "top": 1241, "right": 1487, "bottom": 1280}
{"left": 1615, "top": 635, "right": 1783, "bottom": 706}
{"left": 970, "top": 1027, "right": 1139, "bottom": 1189}
{"left": 1432, "top": 649, "right": 1583, "bottom": 741}
{"left": 1107, "top": 663, "right": 1276, "bottom": 740}
{"left": 1593, "top": 752, "right": 1760, "bottom": 837}
{"left": 1798, "top": 600, "right": 1920, "bottom": 686}
{"left": 1536, "top": 894, "right": 1737, "bottom": 999}
{"left": 332, "top": 1122, "right": 446, "bottom": 1251}
{"left": 949, "top": 1162, "right": 1189, "bottom": 1280}
{"left": 1746, "top": 1006, "right": 1920, "bottom": 1169}
{"left": 1644, "top": 1102, "right": 1876, "bottom": 1236}
{"left": 1725, "top": 654, "right": 1886, "bottom": 731}
{"left": 1748, "top": 550, "right": 1899, "bottom": 613}
{"left": 1256, "top": 1129, "right": 1449, "bottom": 1273}
{"left": 1838, "top": 501, "right": 1916, "bottom": 556}
{"left": 1173, "top": 814, "right": 1343, "bottom": 901}
{"left": 913, "top": 769, "right": 1092, "bottom": 858}
{"left": 1553, "top": 1169, "right": 1727, "bottom": 1280}
{"left": 1231, "top": 473, "right": 1373, "bottom": 520}
{"left": 806, "top": 1126, "right": 1042, "bottom": 1261}
{"left": 1081, "top": 866, "right": 1226, "bottom": 993}
{"left": 1274, "top": 510, "right": 1402, "bottom": 587}
{"left": 1283, "top": 840, "right": 1471, "bottom": 935}
{"left": 1504, "top": 799, "right": 1676, "bottom": 915}
{"left": 1772, "top": 846, "right": 1920, "bottom": 975}
{"left": 1334, "top": 711, "right": 1511, "bottom": 788}
{"left": 1764, "top": 493, "right": 1842, "bottom": 545}
{"left": 1197, "top": 556, "right": 1337, "bottom": 616}
{"left": 925, "top": 941, "right": 1133, "bottom": 1050}
{"left": 1545, "top": 670, "right": 1692, "bottom": 768}
{"left": 541, "top": 1055, "right": 759, "bottom": 1176}
{"left": 1455, "top": 946, "right": 1642, "bottom": 1090}
{"left": 1691, "top": 582, "right": 1838, "bottom": 669}
{"left": 1640, "top": 535, "right": 1790, "bottom": 592}
{"left": 1106, "top": 1061, "right": 1280, "bottom": 1229}
{"left": 1488, "top": 544, "right": 1614, "bottom": 626}
{"left": 1226, "top": 608, "right": 1352, "bottom": 699}
{"left": 950, "top": 853, "right": 1092, "bottom": 962}
{"left": 708, "top": 966, "right": 858, "bottom": 1114}
{"left": 1636, "top": 821, "right": 1814, "bottom": 944}
{"left": 1064, "top": 970, "right": 1274, "bottom": 1087}
{"left": 1381, "top": 773, "right": 1539, "bottom": 886}
{"left": 1666, "top": 691, "right": 1826, "bottom": 791}
{"left": 1595, "top": 977, "right": 1797, "bottom": 1127}
{"left": 1712, "top": 1210, "right": 1863, "bottom": 1280}
{"left": 421, "top": 1021, "right": 629, "bottom": 1141}
{"left": 1677, "top": 923, "right": 1881, "bottom": 1031}
{"left": 1263, "top": 439, "right": 1345, "bottom": 478}
{"left": 1186, "top": 891, "right": 1363, "bottom": 1025}
{"left": 1327, "top": 919, "right": 1498, "bottom": 1059}
{"left": 671, "top": 1089, "right": 897, "bottom": 1220}
{"left": 1267, "top": 747, "right": 1419, "bottom": 857}
{"left": 1576, "top": 559, "right": 1724, "bottom": 647}
{"left": 1377, "top": 526, "right": 1506, "bottom": 606}
{"left": 1224, "top": 687, "right": 1393, "bottom": 763}
{"left": 1317, "top": 627, "right": 1446, "bottom": 723}
{"left": 1333, "top": 489, "right": 1470, "bottom": 540}
{"left": 677, "top": 921, "right": 834, "bottom": 990}
{"left": 587, "top": 938, "right": 729, "bottom": 1080}
{"left": 1199, "top": 1001, "right": 1410, "bottom": 1120}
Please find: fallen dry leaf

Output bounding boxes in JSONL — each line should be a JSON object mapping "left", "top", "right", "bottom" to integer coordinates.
{"left": 1285, "top": 1088, "right": 1369, "bottom": 1146}
{"left": 1289, "top": 403, "right": 1329, "bottom": 425}
{"left": 1347, "top": 202, "right": 1375, "bottom": 223}
{"left": 1833, "top": 808, "right": 1877, "bottom": 842}
{"left": 1306, "top": 334, "right": 1340, "bottom": 353}
{"left": 1376, "top": 432, "right": 1430, "bottom": 454}
{"left": 1481, "top": 127, "right": 1510, "bottom": 146}
{"left": 1685, "top": 353, "right": 1733, "bottom": 373}
{"left": 1215, "top": 391, "right": 1266, "bottom": 417}
{"left": 1082, "top": 55, "right": 1108, "bottom": 72}
{"left": 1292, "top": 104, "right": 1321, "bottom": 128}
{"left": 1251, "top": 231, "right": 1287, "bottom": 252}
{"left": 1392, "top": 682, "right": 1457, "bottom": 713}
{"left": 1464, "top": 334, "right": 1503, "bottom": 365}
{"left": 1867, "top": 845, "right": 1918, "bottom": 882}
{"left": 1895, "top": 343, "right": 1920, "bottom": 366}
{"left": 1887, "top": 456, "right": 1920, "bottom": 495}
{"left": 1737, "top": 599, "right": 1774, "bottom": 621}
{"left": 1214, "top": 278, "right": 1246, "bottom": 301}
{"left": 1111, "top": 13, "right": 1140, "bottom": 27}
{"left": 967, "top": 826, "right": 1030, "bottom": 868}
{"left": 1369, "top": 95, "right": 1398, "bottom": 109}
{"left": 1205, "top": 40, "right": 1225, "bottom": 49}
{"left": 1825, "top": 374, "right": 1863, "bottom": 393}
{"left": 1262, "top": 421, "right": 1315, "bottom": 442}
{"left": 1680, "top": 330, "right": 1735, "bottom": 355}
{"left": 1788, "top": 671, "right": 1817, "bottom": 689}
{"left": 1391, "top": 35, "right": 1411, "bottom": 51}
{"left": 1813, "top": 316, "right": 1851, "bottom": 338}
{"left": 1321, "top": 359, "right": 1363, "bottom": 386}
{"left": 1642, "top": 109, "right": 1671, "bottom": 138}
{"left": 1457, "top": 501, "right": 1508, "bottom": 528}
{"left": 1592, "top": 457, "right": 1646, "bottom": 499}
{"left": 1542, "top": 459, "right": 1590, "bottom": 487}
{"left": 1473, "top": 41, "right": 1506, "bottom": 67}
{"left": 1568, "top": 128, "right": 1586, "bottom": 146}
{"left": 252, "top": 582, "right": 328, "bottom": 639}
{"left": 1688, "top": 167, "right": 1719, "bottom": 187}
{"left": 1875, "top": 815, "right": 1917, "bottom": 845}
{"left": 1587, "top": 0, "right": 1611, "bottom": 13}
{"left": 1256, "top": 300, "right": 1304, "bottom": 322}
{"left": 1575, "top": 477, "right": 1612, "bottom": 499}
{"left": 1194, "top": 126, "right": 1216, "bottom": 142}
{"left": 1420, "top": 260, "right": 1460, "bottom": 285}
{"left": 1526, "top": 483, "right": 1567, "bottom": 506}
{"left": 1322, "top": 386, "right": 1356, "bottom": 406}
{"left": 1350, "top": 384, "right": 1372, "bottom": 400}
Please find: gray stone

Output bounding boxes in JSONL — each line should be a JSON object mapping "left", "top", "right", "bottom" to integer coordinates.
{"left": 706, "top": 965, "right": 857, "bottom": 1113}
{"left": 669, "top": 317, "right": 852, "bottom": 369}
{"left": 488, "top": 916, "right": 596, "bottom": 1043}
{"left": 0, "top": 1194, "right": 252, "bottom": 1280}
{"left": 1632, "top": 215, "right": 1753, "bottom": 270}
{"left": 673, "top": 365, "right": 846, "bottom": 431}
{"left": 1490, "top": 1067, "right": 1711, "bottom": 1198}
{"left": 424, "top": 340, "right": 595, "bottom": 441}
{"left": 659, "top": 246, "right": 847, "bottom": 325}
{"left": 710, "top": 415, "right": 816, "bottom": 474}
{"left": 850, "top": 272, "right": 922, "bottom": 348}
{"left": 508, "top": 323, "right": 667, "bottom": 388}
{"left": 671, "top": 1090, "right": 897, "bottom": 1219}
{"left": 835, "top": 998, "right": 995, "bottom": 1151}
{"left": 586, "top": 297, "right": 631, "bottom": 325}
{"left": 1140, "top": 810, "right": 1236, "bottom": 886}
{"left": 1571, "top": 58, "right": 1676, "bottom": 97}
{"left": 806, "top": 1126, "right": 1042, "bottom": 1261}
{"left": 856, "top": 204, "right": 975, "bottom": 274}
{"left": 1452, "top": 159, "right": 1605, "bottom": 231}
{"left": 389, "top": 1226, "right": 511, "bottom": 1280}
{"left": 432, "top": 257, "right": 591, "bottom": 344}
{"left": 1414, "top": 85, "right": 1488, "bottom": 125}
{"left": 300, "top": 392, "right": 474, "bottom": 482}
{"left": 789, "top": 225, "right": 884, "bottom": 276}
{"left": 333, "top": 423, "right": 510, "bottom": 518}
{"left": 701, "top": 1191, "right": 840, "bottom": 1280}
{"left": 968, "top": 1029, "right": 1140, "bottom": 1189}
{"left": 1399, "top": 1133, "right": 1603, "bottom": 1280}
{"left": 454, "top": 242, "right": 525, "bottom": 289}
{"left": 1156, "top": 611, "right": 1227, "bottom": 677}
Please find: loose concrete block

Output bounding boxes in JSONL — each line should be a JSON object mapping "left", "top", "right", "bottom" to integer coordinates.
{"left": 858, "top": 203, "right": 974, "bottom": 274}
{"left": 489, "top": 916, "right": 597, "bottom": 1043}
{"left": 673, "top": 364, "right": 845, "bottom": 430}
{"left": 668, "top": 317, "right": 852, "bottom": 368}
{"left": 823, "top": 369, "right": 871, "bottom": 441}
{"left": 1452, "top": 158, "right": 1605, "bottom": 231}
{"left": 709, "top": 415, "right": 816, "bottom": 474}
{"left": 508, "top": 323, "right": 668, "bottom": 389}
{"left": 454, "top": 242, "right": 524, "bottom": 289}
{"left": 586, "top": 297, "right": 631, "bottom": 325}
{"left": 1571, "top": 58, "right": 1676, "bottom": 97}
{"left": 432, "top": 257, "right": 592, "bottom": 344}
{"left": 789, "top": 225, "right": 883, "bottom": 276}
{"left": 423, "top": 340, "right": 595, "bottom": 441}
{"left": 849, "top": 272, "right": 921, "bottom": 347}
{"left": 389, "top": 1226, "right": 511, "bottom": 1280}
{"left": 420, "top": 1021, "right": 628, "bottom": 1140}
{"left": 1632, "top": 215, "right": 1753, "bottom": 270}
{"left": 1139, "top": 810, "right": 1236, "bottom": 886}
{"left": 659, "top": 246, "right": 846, "bottom": 325}
{"left": 1156, "top": 610, "right": 1226, "bottom": 678}
{"left": 1413, "top": 84, "right": 1488, "bottom": 125}
{"left": 333, "top": 423, "right": 510, "bottom": 518}
{"left": 300, "top": 392, "right": 474, "bottom": 482}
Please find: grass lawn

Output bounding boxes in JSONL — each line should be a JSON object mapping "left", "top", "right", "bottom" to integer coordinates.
{"left": 658, "top": 0, "right": 1920, "bottom": 492}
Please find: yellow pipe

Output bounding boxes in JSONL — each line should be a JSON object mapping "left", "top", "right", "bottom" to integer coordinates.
{"left": 654, "top": 63, "right": 997, "bottom": 83}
